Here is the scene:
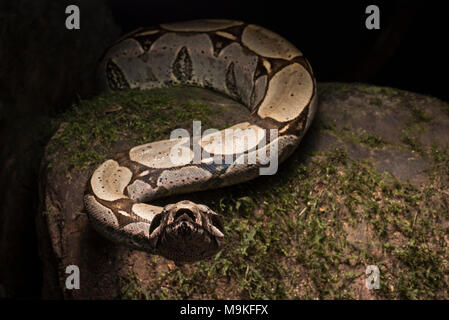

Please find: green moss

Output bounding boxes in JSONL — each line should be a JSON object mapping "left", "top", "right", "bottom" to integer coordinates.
{"left": 411, "top": 106, "right": 432, "bottom": 123}
{"left": 47, "top": 87, "right": 215, "bottom": 169}
{"left": 120, "top": 273, "right": 151, "bottom": 300}
{"left": 351, "top": 130, "right": 387, "bottom": 148}
{"left": 430, "top": 145, "right": 449, "bottom": 181}
{"left": 401, "top": 112, "right": 428, "bottom": 155}
{"left": 319, "top": 121, "right": 387, "bottom": 149}
{"left": 401, "top": 130, "right": 423, "bottom": 154}
{"left": 315, "top": 119, "right": 337, "bottom": 132}
{"left": 369, "top": 97, "right": 383, "bottom": 107}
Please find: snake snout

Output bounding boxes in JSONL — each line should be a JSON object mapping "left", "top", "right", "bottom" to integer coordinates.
{"left": 174, "top": 208, "right": 197, "bottom": 223}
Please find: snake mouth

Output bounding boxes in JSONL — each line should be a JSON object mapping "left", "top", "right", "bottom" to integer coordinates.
{"left": 174, "top": 208, "right": 196, "bottom": 222}
{"left": 168, "top": 209, "right": 202, "bottom": 232}
{"left": 165, "top": 208, "right": 207, "bottom": 236}
{"left": 149, "top": 207, "right": 204, "bottom": 239}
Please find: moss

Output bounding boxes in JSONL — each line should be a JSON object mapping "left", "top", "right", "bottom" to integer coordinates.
{"left": 120, "top": 272, "right": 151, "bottom": 300}
{"left": 319, "top": 121, "right": 387, "bottom": 149}
{"left": 369, "top": 97, "right": 383, "bottom": 107}
{"left": 47, "top": 87, "right": 215, "bottom": 169}
{"left": 401, "top": 129, "right": 424, "bottom": 154}
{"left": 429, "top": 145, "right": 449, "bottom": 182}
{"left": 410, "top": 106, "right": 432, "bottom": 123}
{"left": 315, "top": 119, "right": 337, "bottom": 132}
{"left": 351, "top": 130, "right": 387, "bottom": 148}
{"left": 400, "top": 107, "right": 430, "bottom": 155}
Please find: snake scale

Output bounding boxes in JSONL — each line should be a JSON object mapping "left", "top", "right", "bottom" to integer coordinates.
{"left": 84, "top": 19, "right": 317, "bottom": 263}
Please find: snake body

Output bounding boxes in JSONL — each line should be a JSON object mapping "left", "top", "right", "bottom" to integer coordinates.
{"left": 84, "top": 19, "right": 317, "bottom": 263}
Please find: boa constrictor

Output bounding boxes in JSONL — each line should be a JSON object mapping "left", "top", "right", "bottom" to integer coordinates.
{"left": 84, "top": 19, "right": 317, "bottom": 263}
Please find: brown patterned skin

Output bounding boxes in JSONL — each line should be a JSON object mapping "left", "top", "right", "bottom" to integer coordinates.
{"left": 84, "top": 19, "right": 317, "bottom": 263}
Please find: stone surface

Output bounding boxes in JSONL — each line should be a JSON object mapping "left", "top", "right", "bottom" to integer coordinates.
{"left": 37, "top": 83, "right": 449, "bottom": 299}
{"left": 38, "top": 87, "right": 250, "bottom": 299}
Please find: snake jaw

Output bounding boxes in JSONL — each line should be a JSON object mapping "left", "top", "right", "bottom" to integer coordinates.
{"left": 148, "top": 200, "right": 224, "bottom": 263}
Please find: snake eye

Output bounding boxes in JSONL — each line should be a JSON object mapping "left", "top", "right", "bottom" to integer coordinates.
{"left": 149, "top": 213, "right": 162, "bottom": 234}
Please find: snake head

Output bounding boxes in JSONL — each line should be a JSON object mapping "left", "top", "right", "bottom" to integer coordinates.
{"left": 148, "top": 200, "right": 224, "bottom": 263}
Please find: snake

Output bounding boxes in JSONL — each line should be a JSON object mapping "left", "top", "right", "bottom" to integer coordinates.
{"left": 84, "top": 19, "right": 317, "bottom": 263}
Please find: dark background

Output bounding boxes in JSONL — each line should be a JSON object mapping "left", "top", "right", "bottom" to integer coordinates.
{"left": 0, "top": 0, "right": 447, "bottom": 298}
{"left": 109, "top": 0, "right": 448, "bottom": 101}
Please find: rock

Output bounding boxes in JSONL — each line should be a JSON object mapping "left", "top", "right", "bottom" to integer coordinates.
{"left": 37, "top": 83, "right": 449, "bottom": 299}
{"left": 38, "top": 87, "right": 250, "bottom": 299}
{"left": 308, "top": 83, "right": 449, "bottom": 186}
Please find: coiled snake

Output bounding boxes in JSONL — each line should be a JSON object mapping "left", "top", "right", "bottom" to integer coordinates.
{"left": 84, "top": 19, "right": 317, "bottom": 263}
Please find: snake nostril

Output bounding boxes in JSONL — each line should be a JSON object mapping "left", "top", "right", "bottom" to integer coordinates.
{"left": 175, "top": 209, "right": 195, "bottom": 221}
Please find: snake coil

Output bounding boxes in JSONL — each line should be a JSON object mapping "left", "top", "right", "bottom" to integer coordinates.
{"left": 84, "top": 19, "right": 317, "bottom": 262}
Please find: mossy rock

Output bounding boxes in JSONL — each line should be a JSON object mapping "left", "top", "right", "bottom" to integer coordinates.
{"left": 38, "top": 83, "right": 449, "bottom": 299}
